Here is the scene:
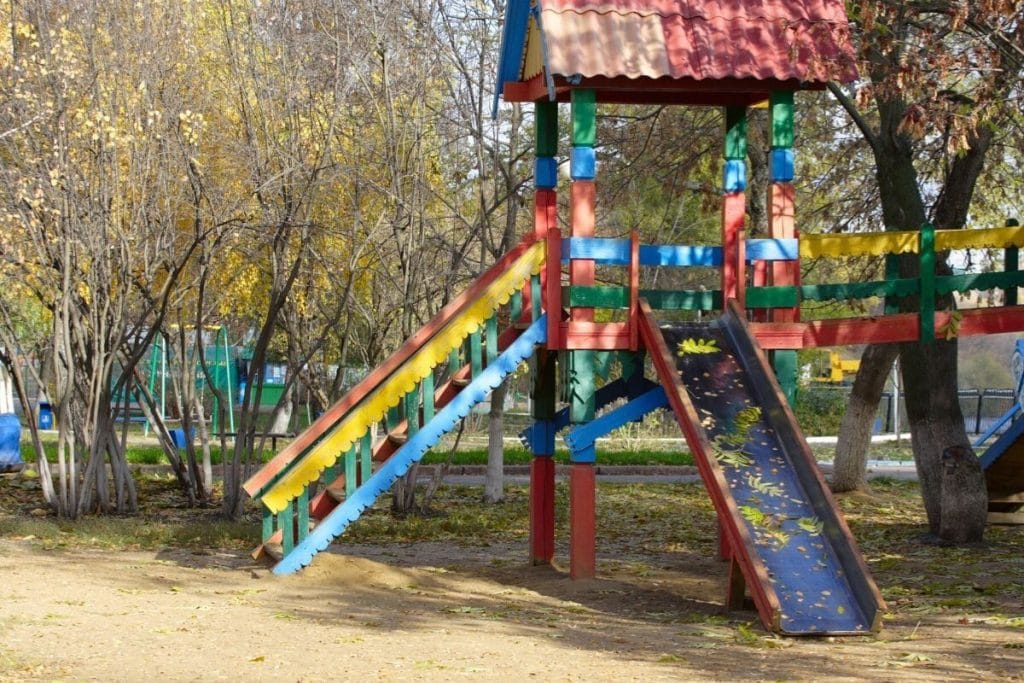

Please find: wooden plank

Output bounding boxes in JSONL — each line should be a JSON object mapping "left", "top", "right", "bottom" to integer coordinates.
{"left": 570, "top": 182, "right": 596, "bottom": 324}
{"left": 571, "top": 88, "right": 597, "bottom": 147}
{"left": 805, "top": 314, "right": 920, "bottom": 347}
{"left": 937, "top": 270, "right": 1024, "bottom": 296}
{"left": 725, "top": 106, "right": 748, "bottom": 160}
{"left": 945, "top": 307, "right": 1024, "bottom": 337}
{"left": 770, "top": 91, "right": 794, "bottom": 148}
{"left": 568, "top": 285, "right": 628, "bottom": 309}
{"left": 801, "top": 278, "right": 919, "bottom": 302}
{"left": 561, "top": 321, "right": 632, "bottom": 350}
{"left": 243, "top": 236, "right": 539, "bottom": 496}
{"left": 344, "top": 446, "right": 356, "bottom": 497}
{"left": 920, "top": 224, "right": 936, "bottom": 343}
{"left": 721, "top": 192, "right": 745, "bottom": 306}
{"left": 569, "top": 463, "right": 596, "bottom": 579}
{"left": 746, "top": 285, "right": 799, "bottom": 309}
{"left": 545, "top": 228, "right": 562, "bottom": 348}
{"left": 641, "top": 289, "right": 721, "bottom": 311}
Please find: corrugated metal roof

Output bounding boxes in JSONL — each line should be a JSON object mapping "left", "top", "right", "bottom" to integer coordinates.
{"left": 533, "top": 0, "right": 856, "bottom": 85}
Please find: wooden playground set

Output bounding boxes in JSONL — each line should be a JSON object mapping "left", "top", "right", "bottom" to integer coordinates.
{"left": 243, "top": 1, "right": 1024, "bottom": 635}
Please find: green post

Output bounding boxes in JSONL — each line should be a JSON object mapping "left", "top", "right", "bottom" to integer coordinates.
{"left": 919, "top": 223, "right": 936, "bottom": 343}
{"left": 279, "top": 502, "right": 294, "bottom": 555}
{"left": 770, "top": 91, "right": 795, "bottom": 148}
{"left": 261, "top": 505, "right": 274, "bottom": 542}
{"left": 1006, "top": 218, "right": 1020, "bottom": 306}
{"left": 773, "top": 350, "right": 798, "bottom": 407}
{"left": 725, "top": 106, "right": 748, "bottom": 160}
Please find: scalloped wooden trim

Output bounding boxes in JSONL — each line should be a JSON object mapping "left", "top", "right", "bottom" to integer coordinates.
{"left": 800, "top": 231, "right": 918, "bottom": 259}
{"left": 260, "top": 242, "right": 546, "bottom": 513}
{"left": 935, "top": 226, "right": 1024, "bottom": 252}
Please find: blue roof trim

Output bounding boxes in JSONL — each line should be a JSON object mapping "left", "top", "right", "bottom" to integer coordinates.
{"left": 492, "top": 0, "right": 533, "bottom": 118}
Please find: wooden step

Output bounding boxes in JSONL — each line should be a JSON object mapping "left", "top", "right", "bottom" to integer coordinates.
{"left": 325, "top": 480, "right": 347, "bottom": 503}
{"left": 262, "top": 542, "right": 284, "bottom": 562}
{"left": 387, "top": 432, "right": 408, "bottom": 445}
{"left": 452, "top": 377, "right": 470, "bottom": 387}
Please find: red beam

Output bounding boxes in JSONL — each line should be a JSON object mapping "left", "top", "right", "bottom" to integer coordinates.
{"left": 502, "top": 75, "right": 547, "bottom": 102}
{"left": 951, "top": 307, "right": 1024, "bottom": 336}
{"left": 561, "top": 322, "right": 631, "bottom": 350}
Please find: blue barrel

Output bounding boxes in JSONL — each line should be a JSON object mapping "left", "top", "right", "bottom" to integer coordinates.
{"left": 0, "top": 413, "right": 22, "bottom": 472}
{"left": 38, "top": 402, "right": 53, "bottom": 430}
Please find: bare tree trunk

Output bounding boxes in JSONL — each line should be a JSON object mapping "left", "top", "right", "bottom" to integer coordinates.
{"left": 483, "top": 380, "right": 508, "bottom": 503}
{"left": 900, "top": 339, "right": 987, "bottom": 541}
{"left": 831, "top": 343, "right": 899, "bottom": 492}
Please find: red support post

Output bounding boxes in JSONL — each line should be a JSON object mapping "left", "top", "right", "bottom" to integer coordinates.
{"left": 769, "top": 183, "right": 798, "bottom": 323}
{"left": 530, "top": 456, "right": 556, "bottom": 565}
{"left": 721, "top": 192, "right": 745, "bottom": 306}
{"left": 752, "top": 259, "right": 768, "bottom": 322}
{"left": 571, "top": 181, "right": 596, "bottom": 322}
{"left": 736, "top": 228, "right": 747, "bottom": 310}
{"left": 569, "top": 462, "right": 596, "bottom": 580}
{"left": 546, "top": 228, "right": 562, "bottom": 349}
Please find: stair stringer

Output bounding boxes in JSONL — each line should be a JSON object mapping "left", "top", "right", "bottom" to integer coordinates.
{"left": 272, "top": 315, "right": 548, "bottom": 575}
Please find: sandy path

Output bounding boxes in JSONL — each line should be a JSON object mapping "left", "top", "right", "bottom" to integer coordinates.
{"left": 0, "top": 539, "right": 1021, "bottom": 681}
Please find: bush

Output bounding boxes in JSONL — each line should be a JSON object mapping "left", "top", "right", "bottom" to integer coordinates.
{"left": 794, "top": 385, "right": 849, "bottom": 436}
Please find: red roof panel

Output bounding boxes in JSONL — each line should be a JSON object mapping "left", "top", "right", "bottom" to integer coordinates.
{"left": 537, "top": 0, "right": 857, "bottom": 85}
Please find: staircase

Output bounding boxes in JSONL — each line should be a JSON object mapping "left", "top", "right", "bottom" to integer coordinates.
{"left": 243, "top": 237, "right": 547, "bottom": 574}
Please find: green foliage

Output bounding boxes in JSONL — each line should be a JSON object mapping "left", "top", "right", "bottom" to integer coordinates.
{"left": 794, "top": 385, "right": 849, "bottom": 435}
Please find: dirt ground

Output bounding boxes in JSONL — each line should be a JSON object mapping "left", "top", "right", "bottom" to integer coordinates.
{"left": 1, "top": 534, "right": 1021, "bottom": 682}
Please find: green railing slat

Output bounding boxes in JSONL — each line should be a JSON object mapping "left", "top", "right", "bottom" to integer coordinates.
{"left": 936, "top": 271, "right": 1024, "bottom": 296}
{"left": 470, "top": 331, "right": 482, "bottom": 378}
{"left": 800, "top": 279, "right": 919, "bottom": 302}
{"left": 280, "top": 503, "right": 294, "bottom": 555}
{"left": 262, "top": 505, "right": 274, "bottom": 542}
{"left": 568, "top": 285, "right": 628, "bottom": 308}
{"left": 1007, "top": 246, "right": 1019, "bottom": 306}
{"left": 344, "top": 446, "right": 357, "bottom": 497}
{"left": 405, "top": 386, "right": 419, "bottom": 436}
{"left": 360, "top": 432, "right": 372, "bottom": 483}
{"left": 746, "top": 286, "right": 799, "bottom": 308}
{"left": 641, "top": 289, "right": 721, "bottom": 311}
{"left": 920, "top": 224, "right": 936, "bottom": 343}
{"left": 511, "top": 290, "right": 523, "bottom": 322}
{"left": 297, "top": 488, "right": 309, "bottom": 542}
{"left": 422, "top": 372, "right": 435, "bottom": 423}
{"left": 486, "top": 315, "right": 498, "bottom": 364}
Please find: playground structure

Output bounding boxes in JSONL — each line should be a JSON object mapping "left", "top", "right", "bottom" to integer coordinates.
{"left": 136, "top": 326, "right": 237, "bottom": 436}
{"left": 972, "top": 339, "right": 1024, "bottom": 524}
{"left": 243, "top": 1, "right": 1024, "bottom": 634}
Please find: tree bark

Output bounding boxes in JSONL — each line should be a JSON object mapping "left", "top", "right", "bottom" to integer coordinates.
{"left": 831, "top": 343, "right": 899, "bottom": 492}
{"left": 899, "top": 339, "right": 987, "bottom": 540}
{"left": 483, "top": 380, "right": 508, "bottom": 503}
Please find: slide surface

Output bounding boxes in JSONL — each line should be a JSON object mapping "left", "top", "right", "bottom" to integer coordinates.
{"left": 640, "top": 304, "right": 883, "bottom": 634}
